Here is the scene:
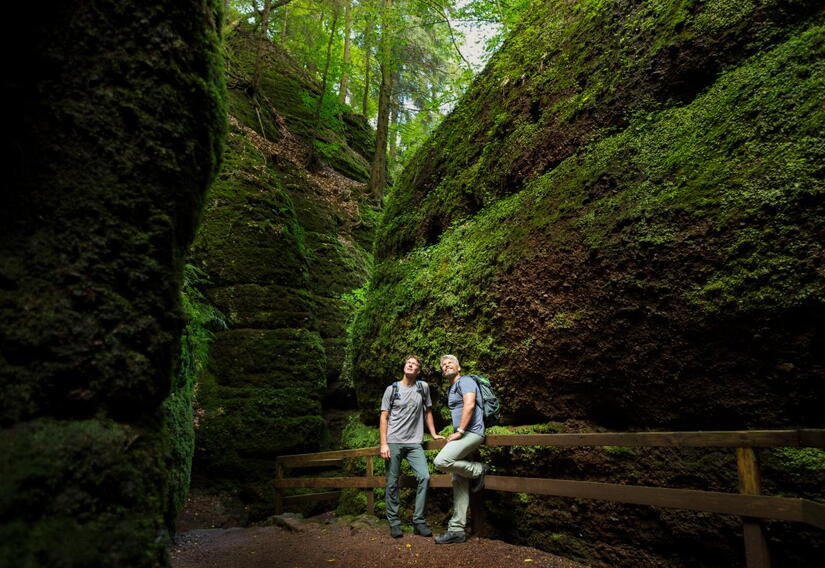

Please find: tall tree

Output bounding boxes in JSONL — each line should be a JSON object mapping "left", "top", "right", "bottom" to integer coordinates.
{"left": 361, "top": 2, "right": 375, "bottom": 117}
{"left": 338, "top": 0, "right": 353, "bottom": 104}
{"left": 251, "top": 0, "right": 274, "bottom": 95}
{"left": 309, "top": 0, "right": 342, "bottom": 169}
{"left": 368, "top": 0, "right": 394, "bottom": 201}
{"left": 251, "top": 0, "right": 299, "bottom": 94}
{"left": 280, "top": 1, "right": 289, "bottom": 44}
{"left": 388, "top": 68, "right": 400, "bottom": 164}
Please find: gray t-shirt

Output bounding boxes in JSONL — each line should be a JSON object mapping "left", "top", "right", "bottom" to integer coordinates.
{"left": 448, "top": 375, "right": 485, "bottom": 436}
{"left": 380, "top": 381, "right": 432, "bottom": 443}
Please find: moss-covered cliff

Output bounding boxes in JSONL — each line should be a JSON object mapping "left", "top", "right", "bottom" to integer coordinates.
{"left": 350, "top": 0, "right": 824, "bottom": 566}
{"left": 1, "top": 1, "right": 225, "bottom": 566}
{"left": 188, "top": 28, "right": 377, "bottom": 515}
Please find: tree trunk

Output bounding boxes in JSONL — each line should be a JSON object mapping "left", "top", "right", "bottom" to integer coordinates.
{"left": 308, "top": 0, "right": 341, "bottom": 170}
{"left": 251, "top": 0, "right": 274, "bottom": 96}
{"left": 280, "top": 2, "right": 289, "bottom": 44}
{"left": 368, "top": 0, "right": 393, "bottom": 201}
{"left": 361, "top": 6, "right": 374, "bottom": 116}
{"left": 388, "top": 74, "right": 400, "bottom": 166}
{"left": 338, "top": 0, "right": 352, "bottom": 104}
{"left": 496, "top": 0, "right": 508, "bottom": 33}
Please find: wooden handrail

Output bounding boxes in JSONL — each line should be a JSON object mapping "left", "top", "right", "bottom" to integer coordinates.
{"left": 275, "top": 429, "right": 825, "bottom": 466}
{"left": 271, "top": 474, "right": 825, "bottom": 530}
{"left": 272, "top": 428, "right": 825, "bottom": 568}
{"left": 482, "top": 429, "right": 825, "bottom": 448}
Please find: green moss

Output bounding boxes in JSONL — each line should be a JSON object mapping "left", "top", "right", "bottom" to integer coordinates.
{"left": 196, "top": 410, "right": 325, "bottom": 478}
{"left": 486, "top": 423, "right": 566, "bottom": 435}
{"left": 207, "top": 328, "right": 326, "bottom": 390}
{"left": 164, "top": 264, "right": 227, "bottom": 529}
{"left": 335, "top": 488, "right": 368, "bottom": 516}
{"left": 190, "top": 23, "right": 378, "bottom": 512}
{"left": 208, "top": 284, "right": 315, "bottom": 329}
{"left": 339, "top": 415, "right": 386, "bottom": 476}
{"left": 602, "top": 446, "right": 639, "bottom": 457}
{"left": 353, "top": 13, "right": 825, "bottom": 418}
{"left": 0, "top": 419, "right": 169, "bottom": 567}
{"left": 3, "top": 0, "right": 226, "bottom": 563}
{"left": 192, "top": 131, "right": 310, "bottom": 288}
{"left": 222, "top": 28, "right": 372, "bottom": 182}
{"left": 350, "top": 6, "right": 823, "bottom": 563}
{"left": 772, "top": 448, "right": 825, "bottom": 471}
{"left": 377, "top": 0, "right": 820, "bottom": 261}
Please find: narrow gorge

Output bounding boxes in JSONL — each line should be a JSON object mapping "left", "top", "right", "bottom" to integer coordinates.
{"left": 3, "top": 1, "right": 822, "bottom": 567}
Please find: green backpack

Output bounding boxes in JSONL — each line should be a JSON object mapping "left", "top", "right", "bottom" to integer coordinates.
{"left": 455, "top": 374, "right": 501, "bottom": 426}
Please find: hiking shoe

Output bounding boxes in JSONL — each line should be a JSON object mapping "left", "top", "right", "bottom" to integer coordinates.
{"left": 471, "top": 464, "right": 490, "bottom": 493}
{"left": 413, "top": 523, "right": 432, "bottom": 537}
{"left": 434, "top": 531, "right": 466, "bottom": 544}
{"left": 390, "top": 525, "right": 403, "bottom": 538}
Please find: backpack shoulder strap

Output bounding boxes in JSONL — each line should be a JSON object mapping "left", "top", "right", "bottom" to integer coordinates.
{"left": 468, "top": 375, "right": 485, "bottom": 404}
{"left": 416, "top": 381, "right": 427, "bottom": 414}
{"left": 389, "top": 381, "right": 399, "bottom": 413}
{"left": 456, "top": 375, "right": 480, "bottom": 395}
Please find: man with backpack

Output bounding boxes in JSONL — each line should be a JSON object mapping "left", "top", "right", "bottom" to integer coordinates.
{"left": 432, "top": 354, "right": 492, "bottom": 544}
{"left": 379, "top": 355, "right": 444, "bottom": 538}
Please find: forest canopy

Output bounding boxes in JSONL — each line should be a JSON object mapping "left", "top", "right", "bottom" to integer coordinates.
{"left": 225, "top": 0, "right": 531, "bottom": 183}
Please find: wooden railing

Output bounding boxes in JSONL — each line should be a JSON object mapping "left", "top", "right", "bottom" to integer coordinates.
{"left": 273, "top": 429, "right": 825, "bottom": 568}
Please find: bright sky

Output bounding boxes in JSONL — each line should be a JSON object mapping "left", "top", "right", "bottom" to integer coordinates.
{"left": 452, "top": 0, "right": 501, "bottom": 71}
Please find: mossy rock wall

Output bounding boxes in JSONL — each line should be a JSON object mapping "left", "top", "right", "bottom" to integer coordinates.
{"left": 189, "top": 29, "right": 376, "bottom": 506}
{"left": 0, "top": 1, "right": 225, "bottom": 566}
{"left": 350, "top": 1, "right": 824, "bottom": 566}
{"left": 478, "top": 423, "right": 824, "bottom": 568}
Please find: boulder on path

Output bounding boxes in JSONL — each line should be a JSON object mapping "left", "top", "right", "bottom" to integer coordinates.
{"left": 265, "top": 513, "right": 305, "bottom": 532}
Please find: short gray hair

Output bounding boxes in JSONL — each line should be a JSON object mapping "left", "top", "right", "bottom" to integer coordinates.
{"left": 439, "top": 354, "right": 460, "bottom": 366}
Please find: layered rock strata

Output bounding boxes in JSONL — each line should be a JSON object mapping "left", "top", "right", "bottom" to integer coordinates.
{"left": 189, "top": 29, "right": 377, "bottom": 515}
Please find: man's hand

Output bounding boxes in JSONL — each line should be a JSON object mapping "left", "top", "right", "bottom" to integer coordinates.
{"left": 447, "top": 432, "right": 463, "bottom": 442}
{"left": 380, "top": 444, "right": 391, "bottom": 459}
{"left": 431, "top": 434, "right": 445, "bottom": 440}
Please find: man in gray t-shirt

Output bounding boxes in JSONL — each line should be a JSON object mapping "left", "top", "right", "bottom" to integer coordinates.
{"left": 379, "top": 355, "right": 444, "bottom": 538}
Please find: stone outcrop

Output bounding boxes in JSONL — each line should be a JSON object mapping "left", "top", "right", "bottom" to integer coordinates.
{"left": 189, "top": 29, "right": 377, "bottom": 518}
{"left": 1, "top": 1, "right": 225, "bottom": 565}
{"left": 349, "top": 1, "right": 824, "bottom": 566}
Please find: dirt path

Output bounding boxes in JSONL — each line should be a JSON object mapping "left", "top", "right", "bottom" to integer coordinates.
{"left": 171, "top": 515, "right": 589, "bottom": 568}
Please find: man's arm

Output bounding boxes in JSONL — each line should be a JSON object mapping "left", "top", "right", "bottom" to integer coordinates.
{"left": 446, "top": 392, "right": 476, "bottom": 442}
{"left": 425, "top": 408, "right": 444, "bottom": 440}
{"left": 379, "top": 410, "right": 391, "bottom": 459}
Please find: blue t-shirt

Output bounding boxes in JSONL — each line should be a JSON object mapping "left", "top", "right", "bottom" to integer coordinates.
{"left": 448, "top": 375, "right": 485, "bottom": 436}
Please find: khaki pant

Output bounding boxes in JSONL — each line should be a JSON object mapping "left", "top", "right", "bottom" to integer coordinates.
{"left": 433, "top": 432, "right": 484, "bottom": 533}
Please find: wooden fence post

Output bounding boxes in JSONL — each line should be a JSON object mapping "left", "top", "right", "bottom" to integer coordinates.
{"left": 470, "top": 489, "right": 486, "bottom": 536}
{"left": 470, "top": 450, "right": 487, "bottom": 536}
{"left": 275, "top": 462, "right": 284, "bottom": 515}
{"left": 366, "top": 455, "right": 375, "bottom": 515}
{"left": 736, "top": 447, "right": 770, "bottom": 568}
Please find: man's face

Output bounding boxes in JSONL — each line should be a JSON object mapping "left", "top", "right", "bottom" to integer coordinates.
{"left": 440, "top": 358, "right": 460, "bottom": 379}
{"left": 404, "top": 358, "right": 421, "bottom": 376}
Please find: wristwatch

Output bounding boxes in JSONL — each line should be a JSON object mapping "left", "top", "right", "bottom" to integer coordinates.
{"left": 456, "top": 428, "right": 465, "bottom": 434}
